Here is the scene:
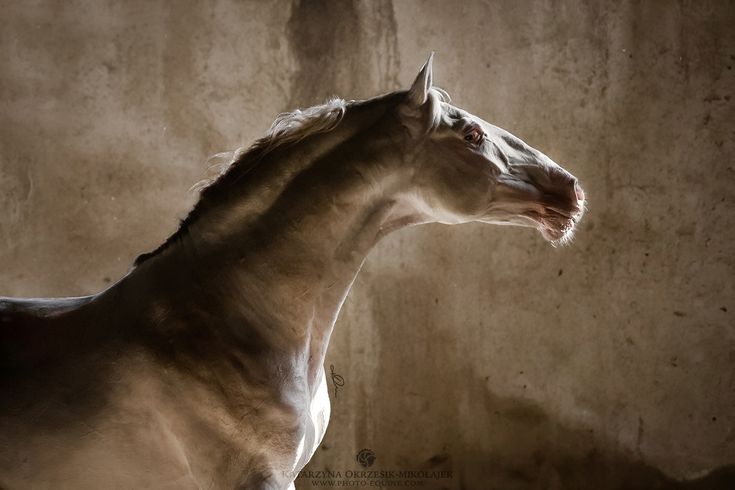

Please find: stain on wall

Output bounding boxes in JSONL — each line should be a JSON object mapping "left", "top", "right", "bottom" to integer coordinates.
{"left": 286, "top": 0, "right": 361, "bottom": 105}
{"left": 1, "top": 1, "right": 734, "bottom": 488}
{"left": 286, "top": 0, "right": 400, "bottom": 105}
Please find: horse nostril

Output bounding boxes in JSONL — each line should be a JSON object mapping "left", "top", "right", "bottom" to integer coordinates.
{"left": 574, "top": 182, "right": 585, "bottom": 202}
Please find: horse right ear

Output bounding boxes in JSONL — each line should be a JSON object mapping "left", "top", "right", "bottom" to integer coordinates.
{"left": 406, "top": 53, "right": 434, "bottom": 108}
{"left": 400, "top": 53, "right": 438, "bottom": 136}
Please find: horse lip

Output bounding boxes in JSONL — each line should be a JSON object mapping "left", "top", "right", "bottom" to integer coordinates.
{"left": 544, "top": 206, "right": 582, "bottom": 222}
{"left": 523, "top": 210, "right": 573, "bottom": 231}
{"left": 527, "top": 206, "right": 581, "bottom": 243}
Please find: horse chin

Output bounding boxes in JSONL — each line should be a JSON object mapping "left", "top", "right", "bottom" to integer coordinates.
{"left": 538, "top": 219, "right": 577, "bottom": 246}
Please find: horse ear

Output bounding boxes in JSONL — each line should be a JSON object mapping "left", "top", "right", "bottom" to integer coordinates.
{"left": 407, "top": 52, "right": 434, "bottom": 107}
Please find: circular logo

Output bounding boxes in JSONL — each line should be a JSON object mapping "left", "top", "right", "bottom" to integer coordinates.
{"left": 356, "top": 448, "right": 376, "bottom": 468}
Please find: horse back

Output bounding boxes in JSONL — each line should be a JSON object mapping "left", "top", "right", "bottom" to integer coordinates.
{"left": 0, "top": 295, "right": 95, "bottom": 370}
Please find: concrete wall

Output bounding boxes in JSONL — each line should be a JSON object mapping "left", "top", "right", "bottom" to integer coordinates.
{"left": 1, "top": 1, "right": 733, "bottom": 488}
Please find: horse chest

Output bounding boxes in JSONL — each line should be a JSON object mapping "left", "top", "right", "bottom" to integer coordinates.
{"left": 234, "top": 366, "right": 330, "bottom": 487}
{"left": 311, "top": 367, "right": 331, "bottom": 443}
{"left": 291, "top": 367, "right": 331, "bottom": 473}
{"left": 224, "top": 364, "right": 332, "bottom": 483}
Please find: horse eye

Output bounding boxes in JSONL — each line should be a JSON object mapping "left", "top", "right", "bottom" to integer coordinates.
{"left": 464, "top": 128, "right": 482, "bottom": 143}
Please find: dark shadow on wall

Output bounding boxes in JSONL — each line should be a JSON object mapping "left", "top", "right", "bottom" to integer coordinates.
{"left": 360, "top": 360, "right": 735, "bottom": 490}
{"left": 310, "top": 373, "right": 735, "bottom": 490}
{"left": 441, "top": 388, "right": 735, "bottom": 490}
{"left": 329, "top": 271, "right": 735, "bottom": 490}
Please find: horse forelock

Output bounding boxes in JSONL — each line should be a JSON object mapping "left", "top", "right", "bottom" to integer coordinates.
{"left": 431, "top": 86, "right": 451, "bottom": 103}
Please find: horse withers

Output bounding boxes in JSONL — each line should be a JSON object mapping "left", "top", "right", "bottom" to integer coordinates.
{"left": 0, "top": 55, "right": 584, "bottom": 489}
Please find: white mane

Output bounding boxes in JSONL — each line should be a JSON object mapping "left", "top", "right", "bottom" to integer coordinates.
{"left": 265, "top": 97, "right": 347, "bottom": 152}
{"left": 193, "top": 98, "right": 347, "bottom": 193}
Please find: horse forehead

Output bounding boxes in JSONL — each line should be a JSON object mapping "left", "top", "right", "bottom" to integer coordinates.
{"left": 438, "top": 102, "right": 549, "bottom": 163}
{"left": 441, "top": 102, "right": 477, "bottom": 122}
{"left": 480, "top": 123, "right": 542, "bottom": 160}
{"left": 441, "top": 103, "right": 509, "bottom": 138}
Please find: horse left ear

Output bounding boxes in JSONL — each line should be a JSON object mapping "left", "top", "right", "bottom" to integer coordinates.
{"left": 407, "top": 52, "right": 434, "bottom": 107}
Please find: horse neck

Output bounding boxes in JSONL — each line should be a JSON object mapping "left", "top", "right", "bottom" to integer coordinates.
{"left": 128, "top": 94, "right": 426, "bottom": 377}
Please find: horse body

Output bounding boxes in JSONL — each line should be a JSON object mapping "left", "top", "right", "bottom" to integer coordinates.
{"left": 0, "top": 56, "right": 584, "bottom": 489}
{"left": 0, "top": 278, "right": 329, "bottom": 489}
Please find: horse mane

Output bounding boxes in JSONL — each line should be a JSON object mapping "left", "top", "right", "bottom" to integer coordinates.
{"left": 133, "top": 97, "right": 347, "bottom": 266}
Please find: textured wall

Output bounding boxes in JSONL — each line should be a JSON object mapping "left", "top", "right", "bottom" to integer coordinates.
{"left": 1, "top": 1, "right": 733, "bottom": 488}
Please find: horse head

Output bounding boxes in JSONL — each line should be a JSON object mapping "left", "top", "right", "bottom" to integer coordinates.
{"left": 399, "top": 54, "right": 585, "bottom": 244}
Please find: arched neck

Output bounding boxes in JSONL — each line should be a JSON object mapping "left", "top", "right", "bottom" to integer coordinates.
{"left": 121, "top": 93, "right": 429, "bottom": 383}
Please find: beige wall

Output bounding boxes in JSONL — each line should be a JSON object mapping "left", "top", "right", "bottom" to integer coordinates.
{"left": 1, "top": 1, "right": 733, "bottom": 488}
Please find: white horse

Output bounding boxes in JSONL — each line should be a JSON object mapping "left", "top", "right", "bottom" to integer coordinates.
{"left": 0, "top": 55, "right": 584, "bottom": 489}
